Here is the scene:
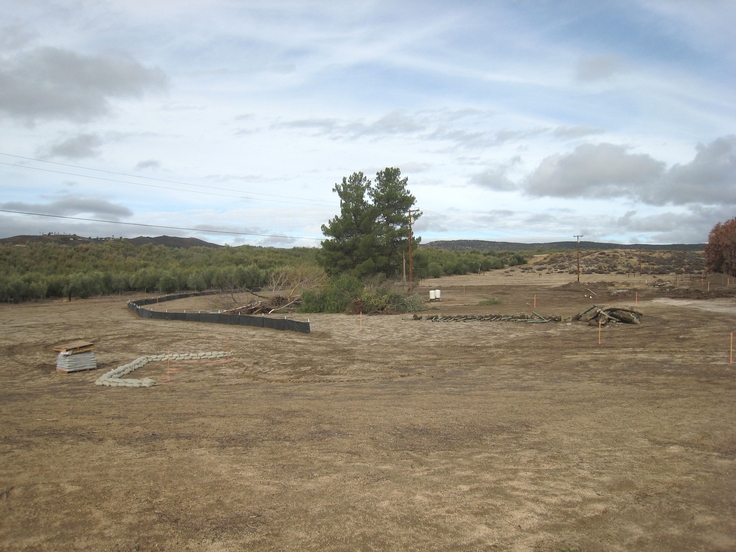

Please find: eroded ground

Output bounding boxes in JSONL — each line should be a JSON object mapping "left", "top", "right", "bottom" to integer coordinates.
{"left": 1, "top": 270, "right": 735, "bottom": 551}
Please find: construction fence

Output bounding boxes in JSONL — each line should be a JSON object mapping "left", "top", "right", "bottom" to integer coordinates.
{"left": 128, "top": 291, "right": 310, "bottom": 334}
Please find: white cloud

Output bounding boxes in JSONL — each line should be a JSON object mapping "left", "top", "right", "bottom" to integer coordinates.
{"left": 552, "top": 125, "right": 606, "bottom": 139}
{"left": 524, "top": 143, "right": 666, "bottom": 200}
{"left": 0, "top": 196, "right": 133, "bottom": 219}
{"left": 135, "top": 159, "right": 161, "bottom": 170}
{"left": 523, "top": 137, "right": 736, "bottom": 207}
{"left": 39, "top": 133, "right": 103, "bottom": 159}
{"left": 575, "top": 54, "right": 629, "bottom": 82}
{"left": 0, "top": 46, "right": 166, "bottom": 123}
{"left": 656, "top": 135, "right": 736, "bottom": 206}
{"left": 470, "top": 156, "right": 521, "bottom": 191}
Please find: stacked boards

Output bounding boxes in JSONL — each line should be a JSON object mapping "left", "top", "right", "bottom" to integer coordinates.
{"left": 54, "top": 340, "right": 97, "bottom": 373}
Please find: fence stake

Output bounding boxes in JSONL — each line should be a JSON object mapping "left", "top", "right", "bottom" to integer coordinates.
{"left": 533, "top": 294, "right": 537, "bottom": 309}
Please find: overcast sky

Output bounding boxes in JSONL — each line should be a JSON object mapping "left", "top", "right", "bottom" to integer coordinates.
{"left": 1, "top": 1, "right": 734, "bottom": 246}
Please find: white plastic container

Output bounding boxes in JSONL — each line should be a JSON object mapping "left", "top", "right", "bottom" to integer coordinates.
{"left": 435, "top": 289, "right": 441, "bottom": 300}
{"left": 429, "top": 290, "right": 436, "bottom": 301}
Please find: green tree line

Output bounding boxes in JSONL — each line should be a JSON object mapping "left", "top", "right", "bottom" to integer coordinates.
{"left": 0, "top": 239, "right": 525, "bottom": 303}
{"left": 0, "top": 240, "right": 316, "bottom": 302}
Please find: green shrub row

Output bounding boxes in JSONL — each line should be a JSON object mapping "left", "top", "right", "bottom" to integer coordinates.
{"left": 0, "top": 264, "right": 272, "bottom": 303}
{"left": 415, "top": 248, "right": 526, "bottom": 278}
{"left": 0, "top": 240, "right": 528, "bottom": 303}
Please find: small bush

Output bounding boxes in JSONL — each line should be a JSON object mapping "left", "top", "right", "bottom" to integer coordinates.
{"left": 299, "top": 273, "right": 363, "bottom": 313}
{"left": 478, "top": 297, "right": 500, "bottom": 306}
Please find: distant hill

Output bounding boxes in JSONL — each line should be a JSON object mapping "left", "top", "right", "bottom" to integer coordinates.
{"left": 422, "top": 240, "right": 705, "bottom": 252}
{"left": 0, "top": 234, "right": 221, "bottom": 249}
{"left": 126, "top": 236, "right": 220, "bottom": 248}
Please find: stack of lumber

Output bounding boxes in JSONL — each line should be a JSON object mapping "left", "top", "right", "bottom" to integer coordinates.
{"left": 573, "top": 305, "right": 643, "bottom": 326}
{"left": 54, "top": 340, "right": 97, "bottom": 373}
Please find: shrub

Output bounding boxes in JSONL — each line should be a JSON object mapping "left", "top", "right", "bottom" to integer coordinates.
{"left": 299, "top": 273, "right": 363, "bottom": 313}
{"left": 508, "top": 253, "right": 528, "bottom": 266}
{"left": 705, "top": 217, "right": 736, "bottom": 276}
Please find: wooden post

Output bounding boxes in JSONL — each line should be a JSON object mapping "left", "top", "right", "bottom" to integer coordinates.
{"left": 407, "top": 209, "right": 420, "bottom": 291}
{"left": 574, "top": 235, "right": 583, "bottom": 283}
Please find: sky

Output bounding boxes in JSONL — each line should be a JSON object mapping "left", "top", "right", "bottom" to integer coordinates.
{"left": 0, "top": 0, "right": 734, "bottom": 247}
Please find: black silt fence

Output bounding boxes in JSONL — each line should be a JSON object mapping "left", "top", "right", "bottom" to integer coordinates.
{"left": 127, "top": 292, "right": 310, "bottom": 334}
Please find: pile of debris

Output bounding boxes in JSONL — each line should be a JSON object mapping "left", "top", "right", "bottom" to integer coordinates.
{"left": 222, "top": 295, "right": 301, "bottom": 315}
{"left": 417, "top": 312, "right": 562, "bottom": 323}
{"left": 573, "top": 305, "right": 642, "bottom": 326}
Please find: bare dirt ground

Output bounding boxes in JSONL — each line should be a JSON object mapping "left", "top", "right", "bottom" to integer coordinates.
{"left": 1, "top": 266, "right": 735, "bottom": 551}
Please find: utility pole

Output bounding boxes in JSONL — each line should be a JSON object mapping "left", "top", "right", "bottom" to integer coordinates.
{"left": 407, "top": 209, "right": 420, "bottom": 290}
{"left": 574, "top": 235, "right": 584, "bottom": 283}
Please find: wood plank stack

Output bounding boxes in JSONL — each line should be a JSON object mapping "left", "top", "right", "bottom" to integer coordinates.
{"left": 54, "top": 340, "right": 97, "bottom": 373}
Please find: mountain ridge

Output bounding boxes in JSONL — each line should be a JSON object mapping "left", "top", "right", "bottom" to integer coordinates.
{"left": 422, "top": 239, "right": 704, "bottom": 252}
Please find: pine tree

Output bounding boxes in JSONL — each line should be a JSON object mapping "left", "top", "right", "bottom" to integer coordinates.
{"left": 319, "top": 168, "right": 420, "bottom": 278}
{"left": 370, "top": 168, "right": 421, "bottom": 278}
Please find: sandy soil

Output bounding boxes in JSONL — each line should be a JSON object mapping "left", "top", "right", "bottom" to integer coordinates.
{"left": 1, "top": 270, "right": 735, "bottom": 551}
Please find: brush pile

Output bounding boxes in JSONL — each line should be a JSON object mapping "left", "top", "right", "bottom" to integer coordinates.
{"left": 418, "top": 312, "right": 562, "bottom": 323}
{"left": 573, "top": 305, "right": 642, "bottom": 325}
{"left": 221, "top": 295, "right": 302, "bottom": 315}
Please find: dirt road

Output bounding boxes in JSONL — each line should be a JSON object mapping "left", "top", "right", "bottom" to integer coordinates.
{"left": 1, "top": 272, "right": 734, "bottom": 551}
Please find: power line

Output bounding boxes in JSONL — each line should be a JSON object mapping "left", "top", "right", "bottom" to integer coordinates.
{"left": 0, "top": 152, "right": 334, "bottom": 207}
{"left": 0, "top": 208, "right": 323, "bottom": 241}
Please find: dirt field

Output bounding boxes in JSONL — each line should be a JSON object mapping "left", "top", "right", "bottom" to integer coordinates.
{"left": 1, "top": 268, "right": 735, "bottom": 551}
